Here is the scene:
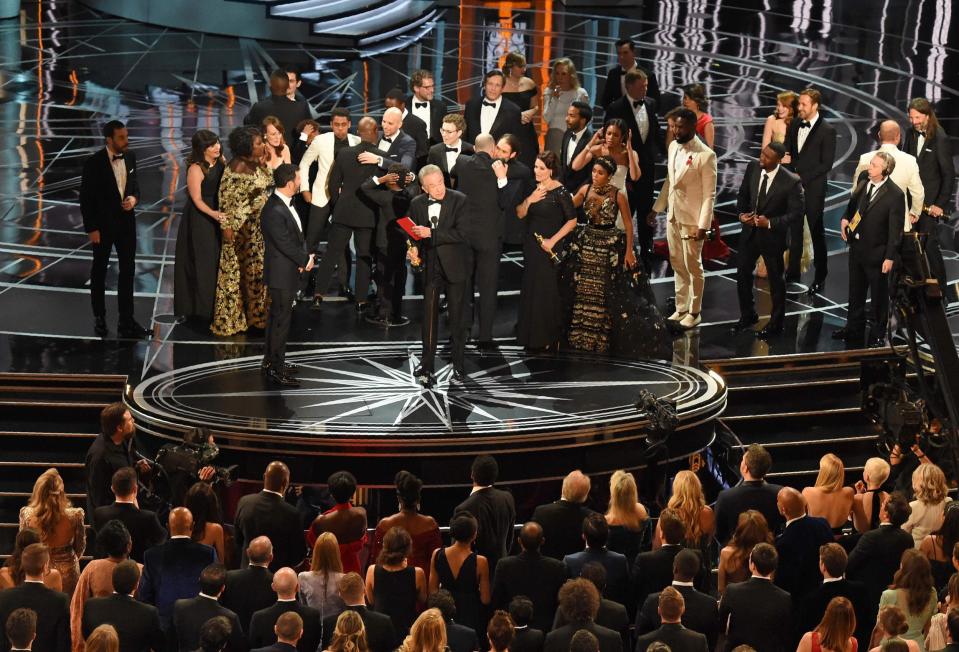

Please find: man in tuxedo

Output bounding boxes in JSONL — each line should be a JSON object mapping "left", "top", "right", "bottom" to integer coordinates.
{"left": 632, "top": 510, "right": 707, "bottom": 604}
{"left": 852, "top": 121, "right": 924, "bottom": 226}
{"left": 427, "top": 590, "right": 479, "bottom": 652}
{"left": 82, "top": 560, "right": 165, "bottom": 652}
{"left": 138, "top": 507, "right": 217, "bottom": 632}
{"left": 943, "top": 610, "right": 959, "bottom": 652}
{"left": 453, "top": 455, "right": 516, "bottom": 575}
{"left": 560, "top": 101, "right": 592, "bottom": 193}
{"left": 773, "top": 487, "right": 833, "bottom": 602}
{"left": 299, "top": 108, "right": 360, "bottom": 306}
{"left": 385, "top": 88, "right": 428, "bottom": 169}
{"left": 784, "top": 88, "right": 837, "bottom": 291}
{"left": 361, "top": 107, "right": 416, "bottom": 172}
{"left": 260, "top": 164, "right": 313, "bottom": 386}
{"left": 221, "top": 537, "right": 275, "bottom": 636}
{"left": 554, "top": 564, "right": 628, "bottom": 650}
{"left": 4, "top": 609, "right": 36, "bottom": 652}
{"left": 637, "top": 550, "right": 718, "bottom": 652}
{"left": 285, "top": 68, "right": 307, "bottom": 104}
{"left": 464, "top": 70, "right": 523, "bottom": 144}
{"left": 85, "top": 403, "right": 150, "bottom": 514}
{"left": 322, "top": 573, "right": 395, "bottom": 652}
{"left": 799, "top": 544, "right": 870, "bottom": 650}
{"left": 406, "top": 165, "right": 471, "bottom": 385}
{"left": 244, "top": 69, "right": 311, "bottom": 144}
{"left": 428, "top": 113, "right": 473, "bottom": 188}
{"left": 846, "top": 492, "right": 914, "bottom": 615}
{"left": 833, "top": 152, "right": 904, "bottom": 346}
{"left": 0, "top": 545, "right": 69, "bottom": 652}
{"left": 92, "top": 466, "right": 165, "bottom": 562}
{"left": 718, "top": 543, "right": 792, "bottom": 652}
{"left": 171, "top": 564, "right": 247, "bottom": 652}
{"left": 248, "top": 568, "right": 320, "bottom": 652}
{"left": 733, "top": 141, "right": 805, "bottom": 338}
{"left": 508, "top": 597, "right": 544, "bottom": 652}
{"left": 904, "top": 97, "right": 955, "bottom": 302}
{"left": 635, "top": 588, "right": 708, "bottom": 652}
{"left": 409, "top": 69, "right": 448, "bottom": 145}
{"left": 563, "top": 515, "right": 629, "bottom": 606}
{"left": 252, "top": 612, "right": 302, "bottom": 652}
{"left": 599, "top": 38, "right": 661, "bottom": 110}
{"left": 492, "top": 522, "right": 567, "bottom": 632}
{"left": 531, "top": 470, "right": 596, "bottom": 561}
{"left": 312, "top": 116, "right": 385, "bottom": 314}
{"left": 495, "top": 134, "right": 535, "bottom": 246}
{"left": 234, "top": 461, "right": 305, "bottom": 571}
{"left": 714, "top": 444, "right": 784, "bottom": 544}
{"left": 80, "top": 120, "right": 150, "bottom": 339}
{"left": 648, "top": 107, "right": 716, "bottom": 330}
{"left": 543, "top": 579, "right": 622, "bottom": 652}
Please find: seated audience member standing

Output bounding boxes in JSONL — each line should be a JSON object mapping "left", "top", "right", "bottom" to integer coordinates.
{"left": 714, "top": 444, "right": 784, "bottom": 544}
{"left": 532, "top": 471, "right": 596, "bottom": 561}
{"left": 846, "top": 492, "right": 914, "bottom": 611}
{"left": 0, "top": 529, "right": 62, "bottom": 592}
{"left": 81, "top": 561, "right": 164, "bottom": 652}
{"left": 665, "top": 472, "right": 715, "bottom": 583}
{"left": 796, "top": 596, "right": 858, "bottom": 652}
{"left": 569, "top": 631, "right": 598, "bottom": 652}
{"left": 564, "top": 515, "right": 629, "bottom": 606}
{"left": 799, "top": 543, "right": 870, "bottom": 650}
{"left": 717, "top": 510, "right": 773, "bottom": 595}
{"left": 453, "top": 456, "right": 516, "bottom": 574}
{"left": 919, "top": 500, "right": 959, "bottom": 591}
{"left": 869, "top": 606, "right": 920, "bottom": 652}
{"left": 802, "top": 454, "right": 856, "bottom": 533}
{"left": 0, "top": 544, "right": 73, "bottom": 652}
{"left": 878, "top": 549, "right": 937, "bottom": 649}
{"left": 197, "top": 616, "right": 234, "bottom": 652}
{"left": 397, "top": 609, "right": 446, "bottom": 652}
{"left": 251, "top": 611, "right": 302, "bottom": 652}
{"left": 322, "top": 573, "right": 395, "bottom": 652}
{"left": 298, "top": 532, "right": 345, "bottom": 622}
{"left": 773, "top": 487, "right": 834, "bottom": 602}
{"left": 604, "top": 471, "right": 649, "bottom": 563}
{"left": 5, "top": 608, "right": 37, "bottom": 652}
{"left": 171, "top": 563, "right": 246, "bottom": 652}
{"left": 487, "top": 610, "right": 514, "bottom": 652}
{"left": 324, "top": 611, "right": 368, "bottom": 652}
{"left": 365, "top": 528, "right": 427, "bottom": 646}
{"left": 851, "top": 457, "right": 891, "bottom": 534}
{"left": 491, "top": 522, "right": 567, "bottom": 633}
{"left": 904, "top": 464, "right": 950, "bottom": 548}
{"left": 84, "top": 624, "right": 118, "bottom": 652}
{"left": 308, "top": 471, "right": 368, "bottom": 574}
{"left": 138, "top": 507, "right": 217, "bottom": 632}
{"left": 637, "top": 550, "right": 718, "bottom": 652}
{"left": 426, "top": 590, "right": 478, "bottom": 652}
{"left": 508, "top": 597, "right": 544, "bottom": 652}
{"left": 939, "top": 609, "right": 959, "bottom": 652}
{"left": 92, "top": 468, "right": 165, "bottom": 563}
{"left": 633, "top": 510, "right": 706, "bottom": 605}
{"left": 221, "top": 536, "right": 276, "bottom": 636}
{"left": 234, "top": 462, "right": 305, "bottom": 572}
{"left": 634, "top": 587, "right": 708, "bottom": 652}
{"left": 248, "top": 568, "right": 320, "bottom": 652}
{"left": 543, "top": 579, "right": 622, "bottom": 652}
{"left": 554, "top": 564, "right": 627, "bottom": 650}
{"left": 185, "top": 482, "right": 227, "bottom": 564}
{"left": 369, "top": 471, "right": 441, "bottom": 583}
{"left": 718, "top": 543, "right": 792, "bottom": 652}
{"left": 429, "top": 514, "right": 490, "bottom": 637}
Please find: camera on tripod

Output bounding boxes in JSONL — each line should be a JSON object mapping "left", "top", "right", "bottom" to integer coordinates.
{"left": 153, "top": 426, "right": 237, "bottom": 505}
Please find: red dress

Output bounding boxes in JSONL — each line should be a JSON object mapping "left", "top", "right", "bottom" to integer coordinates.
{"left": 696, "top": 112, "right": 730, "bottom": 262}
{"left": 306, "top": 503, "right": 368, "bottom": 574}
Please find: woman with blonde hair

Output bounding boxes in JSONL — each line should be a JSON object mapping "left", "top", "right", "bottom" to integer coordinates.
{"left": 326, "top": 609, "right": 369, "bottom": 652}
{"left": 853, "top": 457, "right": 891, "bottom": 533}
{"left": 19, "top": 468, "right": 85, "bottom": 594}
{"left": 663, "top": 471, "right": 715, "bottom": 550}
{"left": 717, "top": 509, "right": 773, "bottom": 594}
{"left": 604, "top": 470, "right": 649, "bottom": 561}
{"left": 542, "top": 57, "right": 589, "bottom": 155}
{"left": 797, "top": 596, "right": 858, "bottom": 652}
{"left": 501, "top": 51, "right": 540, "bottom": 170}
{"left": 904, "top": 463, "right": 949, "bottom": 547}
{"left": 803, "top": 454, "right": 856, "bottom": 532}
{"left": 261, "top": 115, "right": 291, "bottom": 169}
{"left": 299, "top": 531, "right": 345, "bottom": 620}
{"left": 84, "top": 624, "right": 119, "bottom": 652}
{"left": 397, "top": 608, "right": 446, "bottom": 652}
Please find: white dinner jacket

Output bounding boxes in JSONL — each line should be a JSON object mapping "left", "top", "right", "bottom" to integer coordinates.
{"left": 298, "top": 131, "right": 361, "bottom": 207}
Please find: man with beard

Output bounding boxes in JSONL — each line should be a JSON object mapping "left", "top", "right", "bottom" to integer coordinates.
{"left": 85, "top": 402, "right": 151, "bottom": 513}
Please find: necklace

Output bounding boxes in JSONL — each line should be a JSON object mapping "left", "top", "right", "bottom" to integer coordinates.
{"left": 592, "top": 183, "right": 613, "bottom": 195}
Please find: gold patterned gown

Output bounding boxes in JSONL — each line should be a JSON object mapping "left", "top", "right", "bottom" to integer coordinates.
{"left": 212, "top": 165, "right": 272, "bottom": 336}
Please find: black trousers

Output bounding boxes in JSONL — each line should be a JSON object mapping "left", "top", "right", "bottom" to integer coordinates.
{"left": 787, "top": 183, "right": 828, "bottom": 281}
{"left": 374, "top": 227, "right": 408, "bottom": 319}
{"left": 846, "top": 249, "right": 888, "bottom": 337}
{"left": 304, "top": 203, "right": 350, "bottom": 290}
{"left": 421, "top": 257, "right": 466, "bottom": 373}
{"left": 737, "top": 234, "right": 787, "bottom": 326}
{"left": 915, "top": 212, "right": 952, "bottom": 300}
{"left": 264, "top": 287, "right": 296, "bottom": 367}
{"left": 463, "top": 235, "right": 502, "bottom": 342}
{"left": 314, "top": 223, "right": 371, "bottom": 300}
{"left": 90, "top": 220, "right": 136, "bottom": 321}
{"left": 631, "top": 175, "right": 656, "bottom": 264}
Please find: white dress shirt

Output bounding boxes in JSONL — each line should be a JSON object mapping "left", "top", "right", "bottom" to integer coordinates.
{"left": 756, "top": 164, "right": 780, "bottom": 215}
{"left": 566, "top": 127, "right": 588, "bottom": 166}
{"left": 480, "top": 96, "right": 501, "bottom": 135}
{"left": 109, "top": 149, "right": 126, "bottom": 198}
{"left": 797, "top": 112, "right": 819, "bottom": 153}
{"left": 427, "top": 200, "right": 441, "bottom": 228}
{"left": 673, "top": 142, "right": 692, "bottom": 178}
{"left": 411, "top": 99, "right": 431, "bottom": 129}
{"left": 274, "top": 190, "right": 302, "bottom": 232}
{"left": 445, "top": 139, "right": 463, "bottom": 172}
{"left": 626, "top": 94, "right": 649, "bottom": 143}
{"left": 917, "top": 131, "right": 926, "bottom": 154}
{"left": 378, "top": 133, "right": 395, "bottom": 154}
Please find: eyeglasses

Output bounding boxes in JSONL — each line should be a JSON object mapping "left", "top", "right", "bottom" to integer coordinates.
{"left": 440, "top": 127, "right": 459, "bottom": 134}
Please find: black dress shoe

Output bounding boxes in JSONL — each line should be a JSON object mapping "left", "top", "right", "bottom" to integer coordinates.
{"left": 94, "top": 316, "right": 108, "bottom": 337}
{"left": 338, "top": 285, "right": 355, "bottom": 302}
{"left": 311, "top": 295, "right": 324, "bottom": 310}
{"left": 118, "top": 319, "right": 151, "bottom": 338}
{"left": 807, "top": 280, "right": 826, "bottom": 295}
{"left": 868, "top": 336, "right": 887, "bottom": 348}
{"left": 265, "top": 368, "right": 300, "bottom": 386}
{"left": 730, "top": 313, "right": 759, "bottom": 333}
{"left": 831, "top": 326, "right": 861, "bottom": 341}
{"left": 757, "top": 322, "right": 783, "bottom": 339}
{"left": 261, "top": 362, "right": 299, "bottom": 375}
{"left": 413, "top": 366, "right": 434, "bottom": 387}
{"left": 355, "top": 301, "right": 372, "bottom": 318}
{"left": 451, "top": 368, "right": 467, "bottom": 383}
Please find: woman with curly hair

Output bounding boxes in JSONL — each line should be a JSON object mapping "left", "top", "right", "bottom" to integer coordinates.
{"left": 878, "top": 549, "right": 938, "bottom": 648}
{"left": 605, "top": 470, "right": 649, "bottom": 561}
{"left": 920, "top": 501, "right": 959, "bottom": 591}
{"left": 325, "top": 609, "right": 368, "bottom": 652}
{"left": 904, "top": 464, "right": 949, "bottom": 547}
{"left": 717, "top": 509, "right": 773, "bottom": 594}
{"left": 299, "top": 532, "right": 344, "bottom": 621}
{"left": 0, "top": 528, "right": 62, "bottom": 591}
{"left": 369, "top": 471, "right": 442, "bottom": 583}
{"left": 803, "top": 453, "right": 856, "bottom": 533}
{"left": 797, "top": 596, "right": 857, "bottom": 652}
{"left": 663, "top": 471, "right": 715, "bottom": 584}
{"left": 19, "top": 468, "right": 85, "bottom": 594}
{"left": 365, "top": 527, "right": 427, "bottom": 643}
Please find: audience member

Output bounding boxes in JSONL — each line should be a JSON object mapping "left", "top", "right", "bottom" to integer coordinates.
{"left": 664, "top": 472, "right": 714, "bottom": 586}
{"left": 929, "top": 574, "right": 959, "bottom": 646}
{"left": 938, "top": 608, "right": 959, "bottom": 652}
{"left": 852, "top": 457, "right": 891, "bottom": 534}
{"left": 542, "top": 58, "right": 590, "bottom": 155}
{"left": 309, "top": 471, "right": 368, "bottom": 574}
{"left": 680, "top": 83, "right": 714, "bottom": 149}
{"left": 92, "top": 468, "right": 165, "bottom": 563}
{"left": 802, "top": 454, "right": 856, "bottom": 532}
{"left": 796, "top": 596, "right": 857, "bottom": 652}
{"left": 542, "top": 579, "right": 622, "bottom": 652}
{"left": 508, "top": 596, "right": 544, "bottom": 652}
{"left": 370, "top": 471, "right": 441, "bottom": 583}
{"left": 298, "top": 532, "right": 345, "bottom": 621}
{"left": 718, "top": 543, "right": 792, "bottom": 652}
{"left": 70, "top": 520, "right": 134, "bottom": 652}
{"left": 554, "top": 564, "right": 628, "bottom": 650}
{"left": 604, "top": 471, "right": 648, "bottom": 564}
{"left": 198, "top": 616, "right": 234, "bottom": 652}
{"left": 491, "top": 522, "right": 567, "bottom": 632}
{"left": 221, "top": 536, "right": 276, "bottom": 636}
{"left": 904, "top": 464, "right": 950, "bottom": 547}
{"left": 635, "top": 587, "right": 707, "bottom": 652}
{"left": 717, "top": 510, "right": 772, "bottom": 594}
{"left": 637, "top": 550, "right": 718, "bottom": 652}
{"left": 249, "top": 568, "right": 320, "bottom": 652}
{"left": 0, "top": 544, "right": 70, "bottom": 652}
{"left": 714, "top": 444, "right": 784, "bottom": 544}
{"left": 234, "top": 462, "right": 305, "bottom": 571}
{"left": 365, "top": 527, "right": 426, "bottom": 645}
{"left": 453, "top": 455, "right": 516, "bottom": 574}
{"left": 426, "top": 590, "right": 478, "bottom": 652}
{"left": 171, "top": 563, "right": 246, "bottom": 652}
{"left": 868, "top": 606, "right": 920, "bottom": 652}
{"left": 397, "top": 609, "right": 446, "bottom": 652}
{"left": 847, "top": 492, "right": 915, "bottom": 611}
{"left": 429, "top": 513, "right": 490, "bottom": 636}
{"left": 322, "top": 574, "right": 395, "bottom": 652}
{"left": 85, "top": 404, "right": 147, "bottom": 515}
{"left": 19, "top": 469, "right": 86, "bottom": 595}
{"left": 83, "top": 625, "right": 117, "bottom": 652}
{"left": 633, "top": 510, "right": 705, "bottom": 606}
{"left": 325, "top": 610, "right": 368, "bottom": 652}
{"left": 5, "top": 608, "right": 36, "bottom": 652}
{"left": 0, "top": 529, "right": 62, "bottom": 592}
{"left": 81, "top": 561, "right": 163, "bottom": 652}
{"left": 569, "top": 630, "right": 598, "bottom": 652}
{"left": 879, "top": 549, "right": 938, "bottom": 649}
{"left": 483, "top": 610, "right": 510, "bottom": 652}
{"left": 799, "top": 543, "right": 870, "bottom": 650}
{"left": 185, "top": 482, "right": 227, "bottom": 564}
{"left": 773, "top": 486, "right": 834, "bottom": 601}
{"left": 564, "top": 514, "right": 629, "bottom": 605}
{"left": 251, "top": 612, "right": 301, "bottom": 652}
{"left": 920, "top": 501, "right": 959, "bottom": 591}
{"left": 532, "top": 470, "right": 596, "bottom": 561}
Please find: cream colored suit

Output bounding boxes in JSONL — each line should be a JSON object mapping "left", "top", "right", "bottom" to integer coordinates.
{"left": 652, "top": 136, "right": 718, "bottom": 315}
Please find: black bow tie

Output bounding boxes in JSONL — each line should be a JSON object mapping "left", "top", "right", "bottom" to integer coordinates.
{"left": 111, "top": 153, "right": 124, "bottom": 161}
{"left": 428, "top": 198, "right": 442, "bottom": 205}
{"left": 632, "top": 100, "right": 643, "bottom": 108}
{"left": 445, "top": 146, "right": 458, "bottom": 153}
{"left": 915, "top": 129, "right": 925, "bottom": 137}
{"left": 382, "top": 136, "right": 393, "bottom": 143}
{"left": 414, "top": 102, "right": 427, "bottom": 109}
{"left": 288, "top": 198, "right": 295, "bottom": 207}
{"left": 569, "top": 134, "right": 577, "bottom": 142}
{"left": 800, "top": 120, "right": 811, "bottom": 128}
{"left": 482, "top": 100, "right": 497, "bottom": 108}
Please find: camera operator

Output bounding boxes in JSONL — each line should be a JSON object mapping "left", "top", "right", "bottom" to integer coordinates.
{"left": 85, "top": 402, "right": 152, "bottom": 513}
{"left": 154, "top": 427, "right": 229, "bottom": 507}
{"left": 885, "top": 423, "right": 956, "bottom": 498}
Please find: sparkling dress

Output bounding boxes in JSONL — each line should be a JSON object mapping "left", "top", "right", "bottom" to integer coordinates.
{"left": 19, "top": 506, "right": 85, "bottom": 595}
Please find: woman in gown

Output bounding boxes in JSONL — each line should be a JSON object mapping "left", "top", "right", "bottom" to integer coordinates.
{"left": 19, "top": 469, "right": 85, "bottom": 595}
{"left": 211, "top": 126, "right": 272, "bottom": 336}
{"left": 515, "top": 151, "right": 578, "bottom": 351}
{"left": 428, "top": 513, "right": 490, "bottom": 638}
{"left": 174, "top": 129, "right": 225, "bottom": 324}
{"left": 570, "top": 119, "right": 639, "bottom": 230}
{"left": 502, "top": 52, "right": 540, "bottom": 170}
{"left": 566, "top": 156, "right": 671, "bottom": 360}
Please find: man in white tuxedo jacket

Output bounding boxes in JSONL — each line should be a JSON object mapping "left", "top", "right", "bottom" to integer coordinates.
{"left": 851, "top": 119, "right": 924, "bottom": 232}
{"left": 649, "top": 107, "right": 717, "bottom": 329}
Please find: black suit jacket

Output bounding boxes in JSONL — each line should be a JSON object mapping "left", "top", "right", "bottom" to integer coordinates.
{"left": 543, "top": 622, "right": 622, "bottom": 652}
{"left": 799, "top": 578, "right": 871, "bottom": 649}
{"left": 903, "top": 124, "right": 955, "bottom": 210}
{"left": 637, "top": 585, "right": 718, "bottom": 652}
{"left": 451, "top": 151, "right": 508, "bottom": 243}
{"left": 221, "top": 566, "right": 276, "bottom": 635}
{"left": 92, "top": 502, "right": 166, "bottom": 563}
{"left": 359, "top": 178, "right": 421, "bottom": 250}
{"left": 454, "top": 486, "right": 518, "bottom": 571}
{"left": 531, "top": 500, "right": 596, "bottom": 561}
{"left": 604, "top": 96, "right": 660, "bottom": 186}
{"left": 407, "top": 96, "right": 448, "bottom": 144}
{"left": 511, "top": 627, "right": 544, "bottom": 652}
{"left": 249, "top": 601, "right": 320, "bottom": 652}
{"left": 328, "top": 142, "right": 386, "bottom": 229}
{"left": 172, "top": 596, "right": 247, "bottom": 652}
{"left": 735, "top": 163, "right": 805, "bottom": 250}
{"left": 492, "top": 551, "right": 568, "bottom": 632}
{"left": 251, "top": 643, "right": 297, "bottom": 652}
{"left": 428, "top": 141, "right": 474, "bottom": 188}
{"left": 244, "top": 94, "right": 312, "bottom": 144}
{"left": 785, "top": 116, "right": 837, "bottom": 203}
{"left": 631, "top": 546, "right": 707, "bottom": 605}
{"left": 774, "top": 515, "right": 834, "bottom": 600}
{"left": 80, "top": 148, "right": 140, "bottom": 234}
{"left": 234, "top": 491, "right": 306, "bottom": 571}
{"left": 261, "top": 193, "right": 310, "bottom": 291}
{"left": 843, "top": 174, "right": 904, "bottom": 265}
{"left": 400, "top": 114, "right": 429, "bottom": 167}
{"left": 138, "top": 538, "right": 217, "bottom": 629}
{"left": 381, "top": 131, "right": 417, "bottom": 171}
{"left": 600, "top": 65, "right": 661, "bottom": 109}
{"left": 555, "top": 599, "right": 629, "bottom": 650}
{"left": 560, "top": 129, "right": 592, "bottom": 193}
{"left": 445, "top": 618, "right": 479, "bottom": 652}
{"left": 564, "top": 549, "right": 630, "bottom": 606}
{"left": 635, "top": 623, "right": 707, "bottom": 652}
{"left": 846, "top": 524, "right": 915, "bottom": 609}
{"left": 408, "top": 190, "right": 471, "bottom": 283}
{"left": 498, "top": 159, "right": 534, "bottom": 244}
{"left": 321, "top": 606, "right": 395, "bottom": 652}
{"left": 0, "top": 582, "right": 70, "bottom": 652}
{"left": 464, "top": 96, "right": 523, "bottom": 143}
{"left": 718, "top": 577, "right": 792, "bottom": 652}
{"left": 714, "top": 480, "right": 784, "bottom": 544}
{"left": 82, "top": 593, "right": 164, "bottom": 652}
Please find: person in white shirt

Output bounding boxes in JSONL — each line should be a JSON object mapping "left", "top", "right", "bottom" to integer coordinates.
{"left": 851, "top": 120, "right": 924, "bottom": 231}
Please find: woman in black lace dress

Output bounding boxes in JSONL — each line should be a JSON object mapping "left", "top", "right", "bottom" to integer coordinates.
{"left": 566, "top": 156, "right": 671, "bottom": 360}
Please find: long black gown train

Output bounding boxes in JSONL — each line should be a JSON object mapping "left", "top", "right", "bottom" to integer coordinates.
{"left": 174, "top": 159, "right": 224, "bottom": 321}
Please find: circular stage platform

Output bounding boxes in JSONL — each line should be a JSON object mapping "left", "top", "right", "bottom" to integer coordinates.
{"left": 128, "top": 344, "right": 727, "bottom": 486}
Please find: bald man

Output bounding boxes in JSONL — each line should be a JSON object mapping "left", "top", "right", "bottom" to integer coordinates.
{"left": 492, "top": 522, "right": 569, "bottom": 632}
{"left": 235, "top": 462, "right": 306, "bottom": 571}
{"left": 222, "top": 536, "right": 276, "bottom": 635}
{"left": 531, "top": 471, "right": 597, "bottom": 560}
{"left": 358, "top": 106, "right": 417, "bottom": 171}
{"left": 249, "top": 568, "right": 321, "bottom": 652}
{"left": 852, "top": 120, "right": 925, "bottom": 230}
{"left": 773, "top": 486, "right": 833, "bottom": 602}
{"left": 138, "top": 507, "right": 217, "bottom": 631}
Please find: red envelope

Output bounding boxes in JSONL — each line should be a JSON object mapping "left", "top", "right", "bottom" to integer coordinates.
{"left": 397, "top": 216, "right": 421, "bottom": 240}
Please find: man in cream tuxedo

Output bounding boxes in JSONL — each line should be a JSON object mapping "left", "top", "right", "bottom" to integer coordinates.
{"left": 648, "top": 107, "right": 717, "bottom": 329}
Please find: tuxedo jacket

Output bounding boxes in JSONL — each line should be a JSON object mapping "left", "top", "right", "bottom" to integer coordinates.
{"left": 651, "top": 137, "right": 717, "bottom": 230}
{"left": 635, "top": 623, "right": 708, "bottom": 652}
{"left": 328, "top": 142, "right": 386, "bottom": 229}
{"left": 736, "top": 162, "right": 805, "bottom": 250}
{"left": 261, "top": 193, "right": 310, "bottom": 291}
{"left": 511, "top": 627, "right": 544, "bottom": 652}
{"left": 407, "top": 96, "right": 449, "bottom": 143}
{"left": 903, "top": 124, "right": 955, "bottom": 210}
{"left": 631, "top": 545, "right": 707, "bottom": 605}
{"left": 454, "top": 486, "right": 517, "bottom": 571}
{"left": 80, "top": 148, "right": 140, "bottom": 233}
{"left": 799, "top": 578, "right": 871, "bottom": 649}
{"left": 445, "top": 618, "right": 479, "bottom": 652}
{"left": 637, "top": 584, "right": 718, "bottom": 652}
{"left": 249, "top": 600, "right": 321, "bottom": 652}
{"left": 0, "top": 582, "right": 70, "bottom": 652}
{"left": 531, "top": 500, "right": 596, "bottom": 560}
{"left": 220, "top": 565, "right": 275, "bottom": 635}
{"left": 82, "top": 593, "right": 164, "bottom": 652}
{"left": 846, "top": 524, "right": 915, "bottom": 607}
{"left": 92, "top": 502, "right": 166, "bottom": 562}
{"left": 234, "top": 491, "right": 306, "bottom": 571}
{"left": 359, "top": 179, "right": 421, "bottom": 250}
{"left": 298, "top": 132, "right": 361, "bottom": 207}
{"left": 138, "top": 538, "right": 217, "bottom": 628}
{"left": 464, "top": 96, "right": 523, "bottom": 143}
{"left": 560, "top": 128, "right": 592, "bottom": 193}
{"left": 773, "top": 515, "right": 834, "bottom": 600}
{"left": 321, "top": 606, "right": 395, "bottom": 652}
{"left": 380, "top": 131, "right": 417, "bottom": 171}
{"left": 842, "top": 173, "right": 904, "bottom": 265}
{"left": 451, "top": 151, "right": 506, "bottom": 243}
{"left": 718, "top": 577, "right": 792, "bottom": 652}
{"left": 785, "top": 116, "right": 837, "bottom": 200}
{"left": 428, "top": 141, "right": 474, "bottom": 188}
{"left": 498, "top": 159, "right": 535, "bottom": 243}
{"left": 244, "top": 94, "right": 312, "bottom": 144}
{"left": 400, "top": 113, "right": 429, "bottom": 165}
{"left": 408, "top": 190, "right": 470, "bottom": 283}
{"left": 852, "top": 145, "right": 924, "bottom": 219}
{"left": 604, "top": 95, "right": 660, "bottom": 182}
{"left": 172, "top": 596, "right": 247, "bottom": 652}
{"left": 554, "top": 599, "right": 629, "bottom": 649}
{"left": 714, "top": 480, "right": 784, "bottom": 544}
{"left": 600, "top": 65, "right": 661, "bottom": 109}
{"left": 543, "top": 621, "right": 622, "bottom": 652}
{"left": 564, "top": 548, "right": 630, "bottom": 605}
{"left": 491, "top": 551, "right": 568, "bottom": 632}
